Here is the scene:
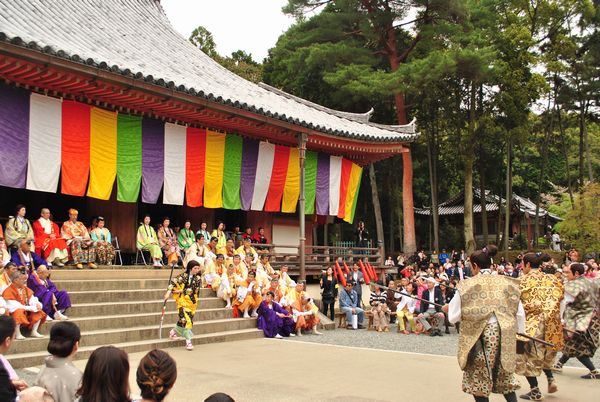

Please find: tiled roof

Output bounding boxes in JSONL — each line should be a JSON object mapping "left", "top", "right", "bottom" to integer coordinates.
{"left": 0, "top": 0, "right": 419, "bottom": 143}
{"left": 415, "top": 189, "right": 562, "bottom": 220}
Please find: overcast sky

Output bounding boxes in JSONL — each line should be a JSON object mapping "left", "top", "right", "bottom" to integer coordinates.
{"left": 161, "top": 0, "right": 296, "bottom": 62}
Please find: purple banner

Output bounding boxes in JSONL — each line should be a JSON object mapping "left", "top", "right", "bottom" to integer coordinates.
{"left": 0, "top": 85, "right": 29, "bottom": 188}
{"left": 141, "top": 118, "right": 164, "bottom": 203}
{"left": 240, "top": 138, "right": 259, "bottom": 211}
{"left": 315, "top": 153, "right": 330, "bottom": 215}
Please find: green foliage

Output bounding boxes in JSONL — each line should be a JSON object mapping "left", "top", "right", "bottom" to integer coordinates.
{"left": 511, "top": 232, "right": 528, "bottom": 250}
{"left": 189, "top": 26, "right": 218, "bottom": 59}
{"left": 557, "top": 183, "right": 600, "bottom": 253}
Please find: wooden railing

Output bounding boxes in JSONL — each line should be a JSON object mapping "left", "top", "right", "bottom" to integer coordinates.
{"left": 255, "top": 243, "right": 383, "bottom": 276}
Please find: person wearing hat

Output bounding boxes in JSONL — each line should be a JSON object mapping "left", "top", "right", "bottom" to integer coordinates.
{"left": 61, "top": 209, "right": 97, "bottom": 269}
{"left": 416, "top": 277, "right": 445, "bottom": 336}
{"left": 89, "top": 216, "right": 115, "bottom": 265}
{"left": 32, "top": 208, "right": 68, "bottom": 267}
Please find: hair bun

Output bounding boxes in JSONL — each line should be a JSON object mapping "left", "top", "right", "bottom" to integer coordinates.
{"left": 484, "top": 244, "right": 498, "bottom": 258}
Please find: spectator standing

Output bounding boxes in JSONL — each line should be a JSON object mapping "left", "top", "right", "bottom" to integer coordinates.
{"left": 35, "top": 322, "right": 82, "bottom": 402}
{"left": 136, "top": 349, "right": 177, "bottom": 402}
{"left": 431, "top": 250, "right": 439, "bottom": 266}
{"left": 354, "top": 221, "right": 369, "bottom": 252}
{"left": 76, "top": 346, "right": 130, "bottom": 402}
{"left": 439, "top": 249, "right": 449, "bottom": 265}
{"left": 319, "top": 267, "right": 337, "bottom": 321}
{"left": 384, "top": 256, "right": 394, "bottom": 267}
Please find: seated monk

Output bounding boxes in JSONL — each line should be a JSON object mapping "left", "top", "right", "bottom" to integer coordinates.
{"left": 184, "top": 233, "right": 213, "bottom": 268}
{"left": 242, "top": 253, "right": 254, "bottom": 275}
{"left": 279, "top": 265, "right": 296, "bottom": 294}
{"left": 288, "top": 281, "right": 322, "bottom": 336}
{"left": 264, "top": 278, "right": 285, "bottom": 303}
{"left": 10, "top": 240, "right": 47, "bottom": 271}
{"left": 218, "top": 263, "right": 242, "bottom": 309}
{"left": 32, "top": 208, "right": 68, "bottom": 267}
{"left": 0, "top": 262, "right": 18, "bottom": 293}
{"left": 2, "top": 268, "right": 46, "bottom": 339}
{"left": 0, "top": 237, "right": 10, "bottom": 269}
{"left": 255, "top": 254, "right": 273, "bottom": 290}
{"left": 257, "top": 291, "right": 295, "bottom": 339}
{"left": 231, "top": 255, "right": 247, "bottom": 280}
{"left": 61, "top": 209, "right": 97, "bottom": 269}
{"left": 235, "top": 237, "right": 258, "bottom": 265}
{"left": 220, "top": 239, "right": 236, "bottom": 258}
{"left": 210, "top": 254, "right": 227, "bottom": 291}
{"left": 233, "top": 271, "right": 262, "bottom": 318}
{"left": 27, "top": 266, "right": 70, "bottom": 321}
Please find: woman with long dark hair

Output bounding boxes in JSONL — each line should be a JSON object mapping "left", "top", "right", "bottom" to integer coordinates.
{"left": 319, "top": 266, "right": 337, "bottom": 321}
{"left": 76, "top": 346, "right": 130, "bottom": 402}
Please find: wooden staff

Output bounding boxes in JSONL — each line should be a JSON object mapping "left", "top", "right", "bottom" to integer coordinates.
{"left": 518, "top": 332, "right": 555, "bottom": 348}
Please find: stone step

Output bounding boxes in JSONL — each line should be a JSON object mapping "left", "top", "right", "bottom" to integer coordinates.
{"left": 53, "top": 278, "right": 170, "bottom": 291}
{"left": 50, "top": 268, "right": 177, "bottom": 280}
{"left": 68, "top": 288, "right": 167, "bottom": 303}
{"left": 68, "top": 298, "right": 225, "bottom": 317}
{"left": 7, "top": 328, "right": 263, "bottom": 369}
{"left": 43, "top": 308, "right": 235, "bottom": 332}
{"left": 11, "top": 317, "right": 257, "bottom": 354}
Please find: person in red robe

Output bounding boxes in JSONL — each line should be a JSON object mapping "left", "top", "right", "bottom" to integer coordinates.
{"left": 32, "top": 208, "right": 68, "bottom": 267}
{"left": 2, "top": 268, "right": 46, "bottom": 339}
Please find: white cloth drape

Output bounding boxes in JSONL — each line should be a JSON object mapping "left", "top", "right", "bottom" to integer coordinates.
{"left": 26, "top": 94, "right": 62, "bottom": 192}
{"left": 251, "top": 141, "right": 275, "bottom": 210}
{"left": 328, "top": 156, "right": 343, "bottom": 216}
{"left": 163, "top": 123, "right": 187, "bottom": 205}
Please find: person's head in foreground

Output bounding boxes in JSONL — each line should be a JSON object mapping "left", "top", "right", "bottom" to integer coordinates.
{"left": 204, "top": 392, "right": 235, "bottom": 402}
{"left": 76, "top": 346, "right": 130, "bottom": 402}
{"left": 48, "top": 321, "right": 81, "bottom": 358}
{"left": 136, "top": 349, "right": 177, "bottom": 402}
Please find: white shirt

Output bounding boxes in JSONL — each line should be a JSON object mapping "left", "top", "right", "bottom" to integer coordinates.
{"left": 448, "top": 290, "right": 525, "bottom": 333}
{"left": 397, "top": 294, "right": 416, "bottom": 314}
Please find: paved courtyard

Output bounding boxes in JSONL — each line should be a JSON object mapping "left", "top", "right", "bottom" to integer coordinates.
{"left": 18, "top": 330, "right": 598, "bottom": 402}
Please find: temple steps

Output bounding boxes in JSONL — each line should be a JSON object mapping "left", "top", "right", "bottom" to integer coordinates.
{"left": 6, "top": 266, "right": 262, "bottom": 369}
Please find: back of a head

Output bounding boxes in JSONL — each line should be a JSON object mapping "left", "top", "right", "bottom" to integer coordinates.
{"left": 469, "top": 245, "right": 498, "bottom": 270}
{"left": 136, "top": 349, "right": 177, "bottom": 402}
{"left": 77, "top": 346, "right": 130, "bottom": 402}
{"left": 522, "top": 252, "right": 545, "bottom": 269}
{"left": 204, "top": 393, "right": 235, "bottom": 402}
{"left": 48, "top": 321, "right": 81, "bottom": 358}
{"left": 0, "top": 316, "right": 16, "bottom": 345}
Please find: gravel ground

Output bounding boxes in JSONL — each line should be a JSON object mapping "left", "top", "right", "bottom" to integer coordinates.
{"left": 290, "top": 326, "right": 600, "bottom": 371}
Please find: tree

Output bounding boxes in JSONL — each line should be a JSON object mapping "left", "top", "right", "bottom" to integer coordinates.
{"left": 557, "top": 183, "right": 600, "bottom": 253}
{"left": 189, "top": 26, "right": 218, "bottom": 59}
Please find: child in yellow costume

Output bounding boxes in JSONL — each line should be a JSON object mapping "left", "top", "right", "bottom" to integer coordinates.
{"left": 164, "top": 260, "right": 202, "bottom": 351}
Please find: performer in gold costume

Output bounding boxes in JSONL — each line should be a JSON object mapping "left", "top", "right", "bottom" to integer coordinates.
{"left": 444, "top": 245, "right": 525, "bottom": 402}
{"left": 516, "top": 252, "right": 564, "bottom": 400}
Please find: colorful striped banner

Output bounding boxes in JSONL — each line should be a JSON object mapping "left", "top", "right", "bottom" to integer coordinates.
{"left": 315, "top": 153, "right": 330, "bottom": 216}
{"left": 222, "top": 134, "right": 243, "bottom": 210}
{"left": 116, "top": 114, "right": 142, "bottom": 202}
{"left": 0, "top": 84, "right": 364, "bottom": 222}
{"left": 141, "top": 117, "right": 164, "bottom": 204}
{"left": 61, "top": 101, "right": 91, "bottom": 196}
{"left": 337, "top": 158, "right": 353, "bottom": 219}
{"left": 204, "top": 130, "right": 226, "bottom": 208}
{"left": 264, "top": 145, "right": 290, "bottom": 212}
{"left": 240, "top": 138, "right": 259, "bottom": 211}
{"left": 344, "top": 164, "right": 363, "bottom": 223}
{"left": 0, "top": 85, "right": 29, "bottom": 189}
{"left": 163, "top": 123, "right": 186, "bottom": 205}
{"left": 304, "top": 151, "right": 318, "bottom": 215}
{"left": 87, "top": 108, "right": 117, "bottom": 200}
{"left": 251, "top": 141, "right": 275, "bottom": 211}
{"left": 185, "top": 127, "right": 206, "bottom": 207}
{"left": 27, "top": 94, "right": 62, "bottom": 193}
{"left": 281, "top": 147, "right": 300, "bottom": 213}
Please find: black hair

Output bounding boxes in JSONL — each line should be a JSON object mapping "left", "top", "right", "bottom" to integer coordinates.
{"left": 14, "top": 204, "right": 26, "bottom": 215}
{"left": 210, "top": 237, "right": 218, "bottom": 242}
{"left": 204, "top": 393, "right": 235, "bottom": 402}
{"left": 570, "top": 263, "right": 585, "bottom": 276}
{"left": 185, "top": 260, "right": 201, "bottom": 275}
{"left": 469, "top": 245, "right": 498, "bottom": 269}
{"left": 522, "top": 252, "right": 549, "bottom": 269}
{"left": 216, "top": 254, "right": 224, "bottom": 260}
{"left": 195, "top": 233, "right": 204, "bottom": 240}
{"left": 136, "top": 349, "right": 177, "bottom": 402}
{"left": 266, "top": 291, "right": 275, "bottom": 298}
{"left": 0, "top": 316, "right": 16, "bottom": 344}
{"left": 48, "top": 321, "right": 81, "bottom": 358}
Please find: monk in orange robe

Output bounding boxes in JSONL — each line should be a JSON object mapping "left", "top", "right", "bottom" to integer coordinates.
{"left": 288, "top": 281, "right": 321, "bottom": 336}
{"left": 234, "top": 271, "right": 262, "bottom": 318}
{"left": 2, "top": 269, "right": 46, "bottom": 339}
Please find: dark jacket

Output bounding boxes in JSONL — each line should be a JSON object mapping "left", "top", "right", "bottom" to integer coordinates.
{"left": 346, "top": 271, "right": 364, "bottom": 296}
{"left": 0, "top": 360, "right": 16, "bottom": 402}
{"left": 420, "top": 287, "right": 444, "bottom": 314}
{"left": 320, "top": 275, "right": 338, "bottom": 302}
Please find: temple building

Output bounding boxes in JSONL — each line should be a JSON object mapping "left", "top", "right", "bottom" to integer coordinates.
{"left": 0, "top": 0, "right": 418, "bottom": 275}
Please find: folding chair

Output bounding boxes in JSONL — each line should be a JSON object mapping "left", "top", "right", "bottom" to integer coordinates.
{"left": 135, "top": 248, "right": 149, "bottom": 266}
{"left": 112, "top": 236, "right": 123, "bottom": 266}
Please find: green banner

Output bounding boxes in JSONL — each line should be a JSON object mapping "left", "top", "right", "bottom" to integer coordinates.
{"left": 222, "top": 134, "right": 243, "bottom": 209}
{"left": 116, "top": 114, "right": 142, "bottom": 202}
{"left": 304, "top": 150, "right": 318, "bottom": 215}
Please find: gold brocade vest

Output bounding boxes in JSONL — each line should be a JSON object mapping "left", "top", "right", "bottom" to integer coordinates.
{"left": 457, "top": 275, "right": 521, "bottom": 371}
{"left": 519, "top": 270, "right": 564, "bottom": 350}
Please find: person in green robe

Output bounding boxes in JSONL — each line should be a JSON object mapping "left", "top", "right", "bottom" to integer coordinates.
{"left": 177, "top": 220, "right": 195, "bottom": 252}
{"left": 136, "top": 214, "right": 163, "bottom": 267}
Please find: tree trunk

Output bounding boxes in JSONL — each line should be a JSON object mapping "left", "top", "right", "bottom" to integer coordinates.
{"left": 504, "top": 138, "right": 513, "bottom": 256}
{"left": 583, "top": 102, "right": 594, "bottom": 183}
{"left": 369, "top": 163, "right": 385, "bottom": 258}
{"left": 479, "top": 160, "right": 488, "bottom": 246}
{"left": 496, "top": 190, "right": 502, "bottom": 246}
{"left": 427, "top": 125, "right": 440, "bottom": 251}
{"left": 557, "top": 106, "right": 575, "bottom": 206}
{"left": 534, "top": 101, "right": 554, "bottom": 248}
{"left": 579, "top": 102, "right": 585, "bottom": 189}
{"left": 388, "top": 164, "right": 395, "bottom": 254}
{"left": 463, "top": 83, "right": 477, "bottom": 254}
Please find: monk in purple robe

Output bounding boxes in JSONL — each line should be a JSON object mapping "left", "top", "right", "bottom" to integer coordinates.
{"left": 27, "top": 266, "right": 70, "bottom": 320}
{"left": 257, "top": 291, "right": 295, "bottom": 339}
{"left": 11, "top": 240, "right": 47, "bottom": 270}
